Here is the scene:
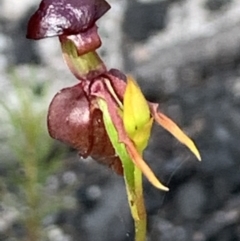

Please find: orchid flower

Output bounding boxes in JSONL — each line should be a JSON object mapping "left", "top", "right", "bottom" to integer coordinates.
{"left": 27, "top": 1, "right": 201, "bottom": 240}
{"left": 26, "top": 0, "right": 201, "bottom": 190}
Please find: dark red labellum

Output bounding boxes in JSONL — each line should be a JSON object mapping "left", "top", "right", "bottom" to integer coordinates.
{"left": 47, "top": 83, "right": 123, "bottom": 174}
{"left": 26, "top": 0, "right": 111, "bottom": 39}
{"left": 48, "top": 84, "right": 91, "bottom": 156}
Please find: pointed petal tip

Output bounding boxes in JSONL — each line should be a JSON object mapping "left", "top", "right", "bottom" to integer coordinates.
{"left": 142, "top": 169, "right": 169, "bottom": 191}
{"left": 183, "top": 138, "right": 201, "bottom": 161}
{"left": 125, "top": 141, "right": 169, "bottom": 191}
{"left": 154, "top": 181, "right": 169, "bottom": 191}
{"left": 151, "top": 107, "right": 201, "bottom": 161}
{"left": 191, "top": 143, "right": 201, "bottom": 161}
{"left": 196, "top": 151, "right": 202, "bottom": 161}
{"left": 147, "top": 174, "right": 169, "bottom": 191}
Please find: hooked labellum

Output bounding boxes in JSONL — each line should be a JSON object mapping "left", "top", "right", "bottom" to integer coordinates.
{"left": 27, "top": 0, "right": 110, "bottom": 42}
{"left": 27, "top": 0, "right": 200, "bottom": 190}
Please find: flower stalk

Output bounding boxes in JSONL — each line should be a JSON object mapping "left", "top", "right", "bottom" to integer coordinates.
{"left": 60, "top": 38, "right": 107, "bottom": 80}
{"left": 98, "top": 98, "right": 146, "bottom": 241}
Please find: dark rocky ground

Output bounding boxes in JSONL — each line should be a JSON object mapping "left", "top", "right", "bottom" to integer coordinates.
{"left": 1, "top": 0, "right": 240, "bottom": 240}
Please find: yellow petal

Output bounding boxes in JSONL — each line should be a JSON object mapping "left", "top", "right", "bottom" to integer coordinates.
{"left": 131, "top": 118, "right": 153, "bottom": 152}
{"left": 123, "top": 76, "right": 153, "bottom": 152}
{"left": 123, "top": 76, "right": 151, "bottom": 137}
{"left": 154, "top": 111, "right": 201, "bottom": 161}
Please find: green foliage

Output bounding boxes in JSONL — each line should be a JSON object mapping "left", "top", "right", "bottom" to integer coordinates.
{"left": 0, "top": 69, "right": 66, "bottom": 241}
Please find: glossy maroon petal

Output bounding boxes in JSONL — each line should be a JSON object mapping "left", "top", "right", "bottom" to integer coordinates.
{"left": 26, "top": 0, "right": 110, "bottom": 39}
{"left": 47, "top": 83, "right": 123, "bottom": 174}
{"left": 48, "top": 84, "right": 92, "bottom": 157}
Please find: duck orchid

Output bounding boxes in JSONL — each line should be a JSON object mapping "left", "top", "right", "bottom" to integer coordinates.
{"left": 27, "top": 1, "right": 201, "bottom": 239}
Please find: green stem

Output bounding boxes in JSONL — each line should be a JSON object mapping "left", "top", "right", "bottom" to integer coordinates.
{"left": 133, "top": 167, "right": 146, "bottom": 241}
{"left": 60, "top": 39, "right": 106, "bottom": 80}
{"left": 98, "top": 99, "right": 147, "bottom": 241}
{"left": 116, "top": 145, "right": 147, "bottom": 241}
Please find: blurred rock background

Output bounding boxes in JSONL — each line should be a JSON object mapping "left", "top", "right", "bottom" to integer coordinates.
{"left": 1, "top": 0, "right": 240, "bottom": 240}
